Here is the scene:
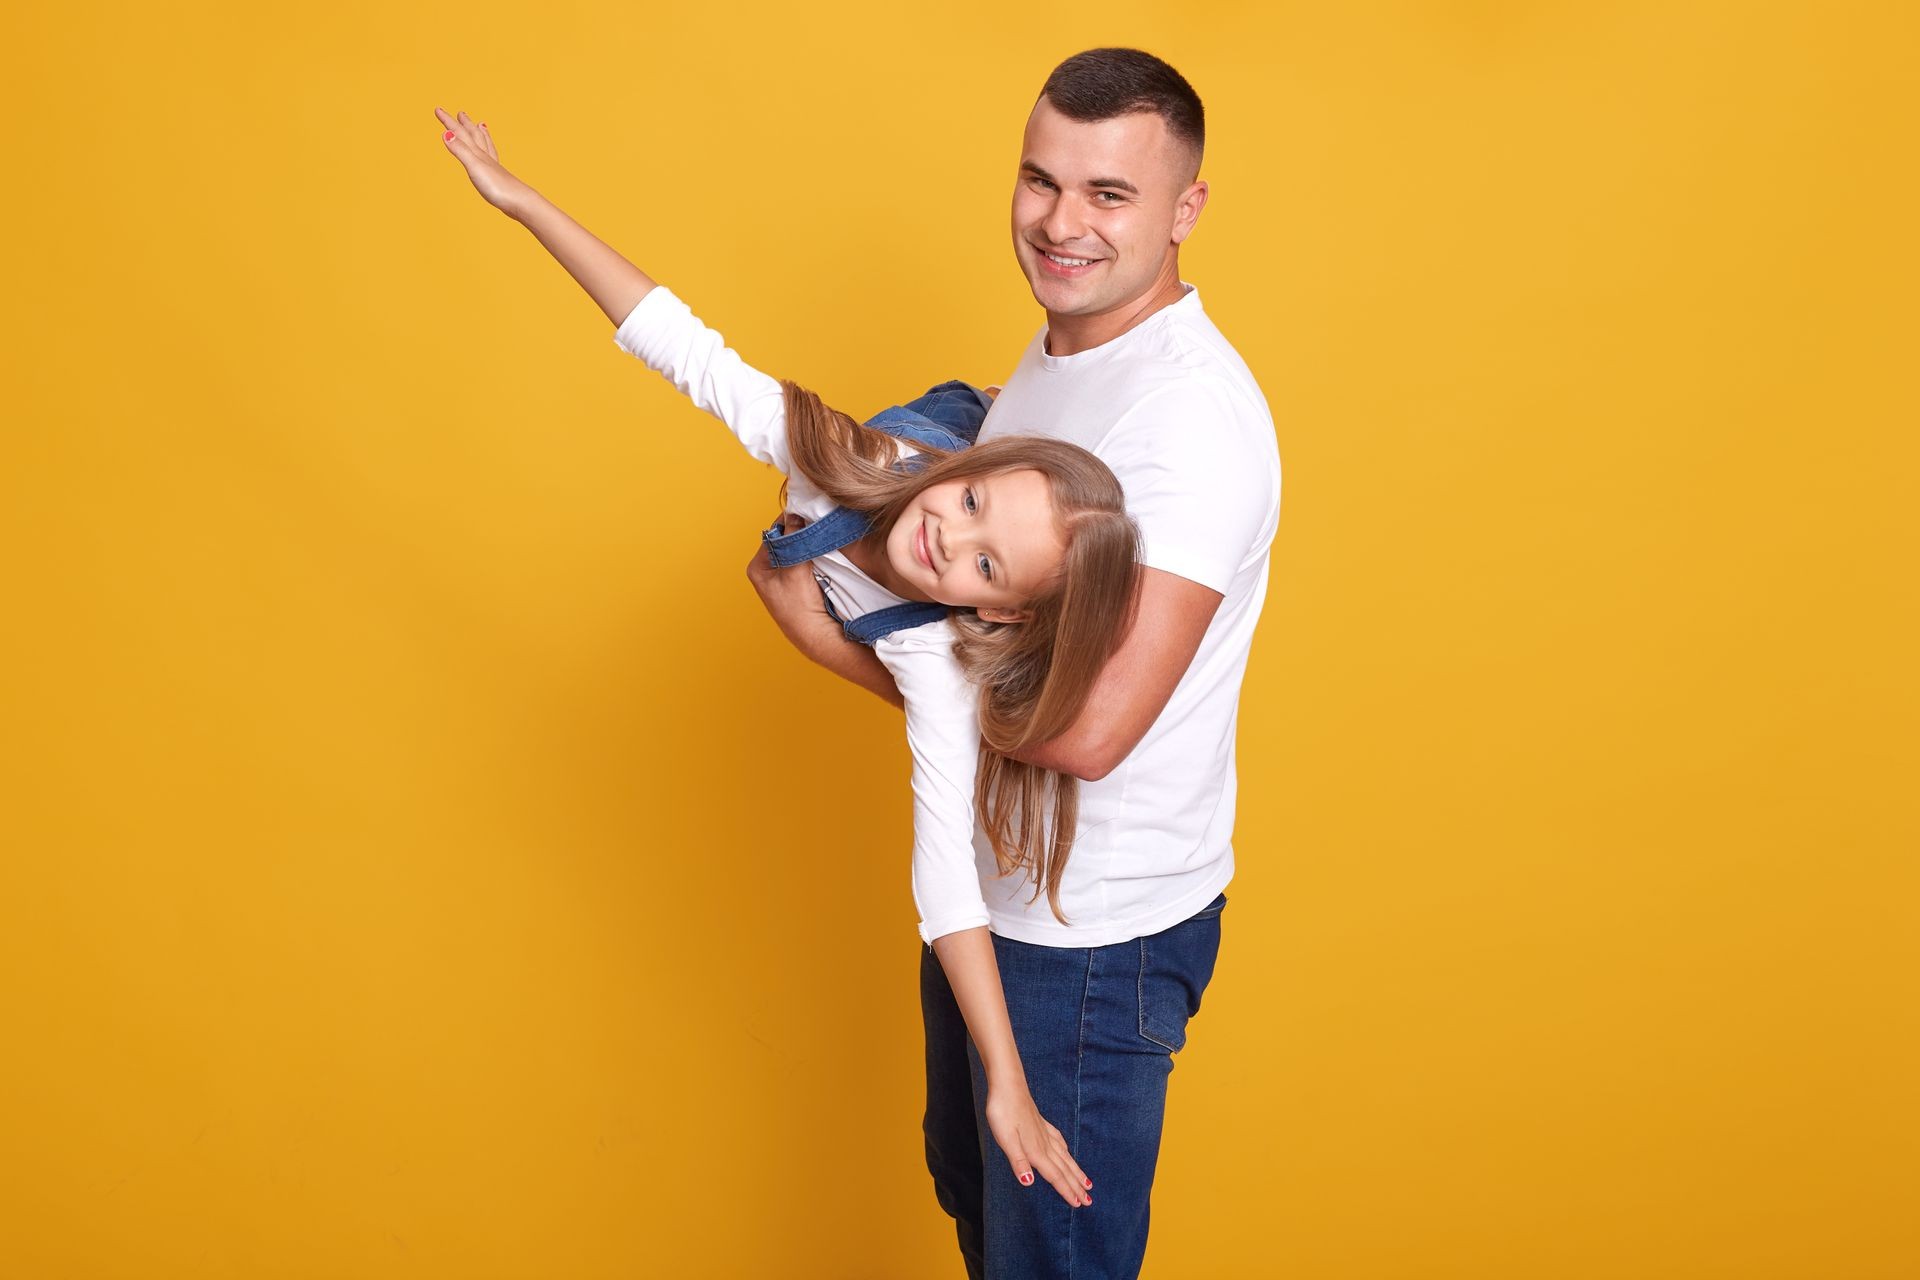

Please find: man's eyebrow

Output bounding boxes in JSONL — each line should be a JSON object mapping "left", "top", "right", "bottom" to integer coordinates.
{"left": 1020, "top": 161, "right": 1139, "bottom": 196}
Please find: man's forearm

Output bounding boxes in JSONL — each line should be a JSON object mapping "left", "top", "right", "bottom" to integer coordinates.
{"left": 1002, "top": 729, "right": 1114, "bottom": 780}
{"left": 1002, "top": 567, "right": 1227, "bottom": 782}
{"left": 790, "top": 612, "right": 904, "bottom": 708}
{"left": 745, "top": 550, "right": 903, "bottom": 708}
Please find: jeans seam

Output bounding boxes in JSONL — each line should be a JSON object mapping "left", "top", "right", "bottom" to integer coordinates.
{"left": 1069, "top": 946, "right": 1093, "bottom": 1278}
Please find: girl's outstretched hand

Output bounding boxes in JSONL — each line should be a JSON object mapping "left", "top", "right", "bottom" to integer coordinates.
{"left": 435, "top": 106, "right": 533, "bottom": 218}
{"left": 985, "top": 1084, "right": 1094, "bottom": 1208}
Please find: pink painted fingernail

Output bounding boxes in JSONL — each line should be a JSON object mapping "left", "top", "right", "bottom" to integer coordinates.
{"left": 1019, "top": 1172, "right": 1033, "bottom": 1186}
{"left": 1083, "top": 1178, "right": 1093, "bottom": 1189}
{"left": 443, "top": 130, "right": 454, "bottom": 141}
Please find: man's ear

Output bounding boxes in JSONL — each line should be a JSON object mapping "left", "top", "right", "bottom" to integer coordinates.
{"left": 975, "top": 605, "right": 1029, "bottom": 625}
{"left": 1171, "top": 178, "right": 1209, "bottom": 246}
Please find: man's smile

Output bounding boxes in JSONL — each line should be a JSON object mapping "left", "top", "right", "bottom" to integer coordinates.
{"left": 1033, "top": 244, "right": 1107, "bottom": 278}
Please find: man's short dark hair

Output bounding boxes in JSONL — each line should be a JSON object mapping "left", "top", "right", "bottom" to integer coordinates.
{"left": 1039, "top": 48, "right": 1205, "bottom": 175}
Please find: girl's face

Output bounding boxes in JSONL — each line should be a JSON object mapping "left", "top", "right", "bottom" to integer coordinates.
{"left": 886, "top": 468, "right": 1068, "bottom": 620}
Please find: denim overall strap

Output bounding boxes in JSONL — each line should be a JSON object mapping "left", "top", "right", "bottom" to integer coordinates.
{"left": 841, "top": 600, "right": 951, "bottom": 643}
{"left": 760, "top": 505, "right": 874, "bottom": 569}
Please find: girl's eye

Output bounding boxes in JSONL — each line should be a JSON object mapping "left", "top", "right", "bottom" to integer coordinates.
{"left": 976, "top": 553, "right": 993, "bottom": 581}
{"left": 962, "top": 488, "right": 977, "bottom": 514}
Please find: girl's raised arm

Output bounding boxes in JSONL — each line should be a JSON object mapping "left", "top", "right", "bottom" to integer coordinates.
{"left": 436, "top": 107, "right": 655, "bottom": 327}
{"left": 437, "top": 106, "right": 792, "bottom": 475}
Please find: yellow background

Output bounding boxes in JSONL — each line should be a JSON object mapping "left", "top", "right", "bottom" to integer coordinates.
{"left": 3, "top": 2, "right": 1914, "bottom": 1276}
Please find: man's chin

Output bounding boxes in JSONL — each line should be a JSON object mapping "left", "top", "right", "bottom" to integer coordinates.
{"left": 1030, "top": 283, "right": 1105, "bottom": 318}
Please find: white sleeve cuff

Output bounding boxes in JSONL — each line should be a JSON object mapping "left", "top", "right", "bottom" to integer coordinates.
{"left": 918, "top": 911, "right": 993, "bottom": 945}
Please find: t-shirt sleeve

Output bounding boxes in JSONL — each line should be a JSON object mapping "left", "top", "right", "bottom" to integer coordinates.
{"left": 610, "top": 285, "right": 792, "bottom": 475}
{"left": 1099, "top": 380, "right": 1276, "bottom": 594}
{"left": 874, "top": 622, "right": 992, "bottom": 945}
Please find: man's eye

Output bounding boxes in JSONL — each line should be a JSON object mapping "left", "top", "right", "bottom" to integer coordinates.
{"left": 962, "top": 488, "right": 977, "bottom": 514}
{"left": 1029, "top": 176, "right": 1055, "bottom": 190}
{"left": 977, "top": 554, "right": 993, "bottom": 580}
{"left": 1097, "top": 191, "right": 1124, "bottom": 203}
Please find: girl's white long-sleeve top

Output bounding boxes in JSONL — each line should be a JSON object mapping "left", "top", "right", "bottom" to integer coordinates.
{"left": 611, "top": 284, "right": 993, "bottom": 944}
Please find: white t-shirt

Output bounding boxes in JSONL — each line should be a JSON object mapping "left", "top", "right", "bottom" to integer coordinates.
{"left": 972, "top": 285, "right": 1282, "bottom": 947}
{"left": 611, "top": 285, "right": 990, "bottom": 943}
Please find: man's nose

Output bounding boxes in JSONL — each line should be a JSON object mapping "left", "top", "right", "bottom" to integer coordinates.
{"left": 1042, "top": 196, "right": 1087, "bottom": 248}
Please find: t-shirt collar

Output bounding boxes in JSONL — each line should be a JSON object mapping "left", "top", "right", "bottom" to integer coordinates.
{"left": 1038, "top": 283, "right": 1199, "bottom": 371}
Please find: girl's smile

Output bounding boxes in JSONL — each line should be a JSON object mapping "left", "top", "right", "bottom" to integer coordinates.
{"left": 880, "top": 468, "right": 1069, "bottom": 620}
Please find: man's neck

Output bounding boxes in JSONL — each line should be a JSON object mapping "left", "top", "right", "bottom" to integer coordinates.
{"left": 1043, "top": 259, "right": 1189, "bottom": 358}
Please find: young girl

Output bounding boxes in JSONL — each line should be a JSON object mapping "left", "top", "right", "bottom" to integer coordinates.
{"left": 436, "top": 106, "right": 1133, "bottom": 1209}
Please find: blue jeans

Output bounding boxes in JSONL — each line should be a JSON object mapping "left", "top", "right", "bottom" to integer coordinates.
{"left": 920, "top": 893, "right": 1227, "bottom": 1279}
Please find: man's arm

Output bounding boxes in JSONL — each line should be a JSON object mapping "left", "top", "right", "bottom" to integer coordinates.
{"left": 745, "top": 546, "right": 1221, "bottom": 768}
{"left": 744, "top": 520, "right": 903, "bottom": 709}
{"left": 1005, "top": 567, "right": 1222, "bottom": 783}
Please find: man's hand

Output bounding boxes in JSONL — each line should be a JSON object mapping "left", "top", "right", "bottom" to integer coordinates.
{"left": 745, "top": 513, "right": 903, "bottom": 709}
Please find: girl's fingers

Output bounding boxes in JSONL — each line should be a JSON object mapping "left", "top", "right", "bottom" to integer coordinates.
{"left": 1002, "top": 1139, "right": 1035, "bottom": 1191}
{"left": 434, "top": 107, "right": 470, "bottom": 154}
{"left": 1055, "top": 1144, "right": 1092, "bottom": 1205}
{"left": 1007, "top": 1127, "right": 1088, "bottom": 1208}
{"left": 1030, "top": 1151, "right": 1084, "bottom": 1208}
{"left": 478, "top": 121, "right": 498, "bottom": 160}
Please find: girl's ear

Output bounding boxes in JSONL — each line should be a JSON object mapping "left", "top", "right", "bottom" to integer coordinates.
{"left": 975, "top": 606, "right": 1029, "bottom": 625}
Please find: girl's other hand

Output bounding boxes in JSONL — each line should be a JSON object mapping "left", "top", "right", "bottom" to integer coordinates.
{"left": 434, "top": 106, "right": 533, "bottom": 218}
{"left": 985, "top": 1084, "right": 1093, "bottom": 1208}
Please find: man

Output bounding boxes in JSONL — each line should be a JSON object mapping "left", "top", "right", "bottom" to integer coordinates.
{"left": 749, "top": 48, "right": 1280, "bottom": 1278}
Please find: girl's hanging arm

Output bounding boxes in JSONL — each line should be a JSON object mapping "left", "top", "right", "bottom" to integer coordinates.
{"left": 437, "top": 108, "right": 655, "bottom": 327}
{"left": 931, "top": 927, "right": 1093, "bottom": 1208}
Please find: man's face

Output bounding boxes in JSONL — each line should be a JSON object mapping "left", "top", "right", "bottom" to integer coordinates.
{"left": 1011, "top": 98, "right": 1201, "bottom": 323}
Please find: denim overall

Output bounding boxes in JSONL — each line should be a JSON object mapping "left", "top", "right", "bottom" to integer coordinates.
{"left": 759, "top": 379, "right": 993, "bottom": 644}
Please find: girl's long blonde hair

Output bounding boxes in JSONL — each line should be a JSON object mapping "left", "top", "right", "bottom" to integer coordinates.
{"left": 780, "top": 380, "right": 1140, "bottom": 925}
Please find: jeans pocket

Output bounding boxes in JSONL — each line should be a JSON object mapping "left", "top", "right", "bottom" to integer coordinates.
{"left": 1137, "top": 896, "right": 1226, "bottom": 1053}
